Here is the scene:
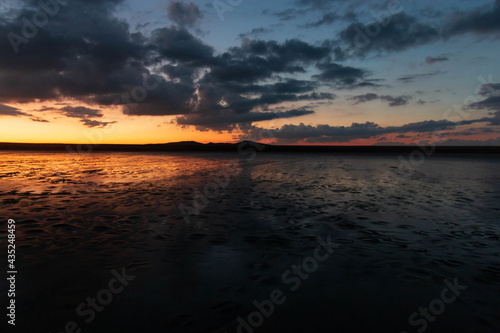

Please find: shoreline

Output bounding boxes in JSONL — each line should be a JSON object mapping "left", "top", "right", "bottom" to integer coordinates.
{"left": 1, "top": 142, "right": 500, "bottom": 154}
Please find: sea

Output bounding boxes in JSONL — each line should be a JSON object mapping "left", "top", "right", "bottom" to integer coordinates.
{"left": 0, "top": 151, "right": 499, "bottom": 332}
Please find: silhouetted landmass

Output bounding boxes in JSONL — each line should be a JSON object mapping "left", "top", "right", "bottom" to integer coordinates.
{"left": 0, "top": 141, "right": 499, "bottom": 154}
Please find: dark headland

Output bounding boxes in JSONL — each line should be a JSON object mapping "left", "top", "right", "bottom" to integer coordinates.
{"left": 0, "top": 141, "right": 499, "bottom": 154}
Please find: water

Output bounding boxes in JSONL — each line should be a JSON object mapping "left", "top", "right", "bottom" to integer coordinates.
{"left": 0, "top": 152, "right": 499, "bottom": 332}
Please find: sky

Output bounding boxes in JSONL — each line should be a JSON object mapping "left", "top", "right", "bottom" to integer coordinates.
{"left": 0, "top": 0, "right": 499, "bottom": 145}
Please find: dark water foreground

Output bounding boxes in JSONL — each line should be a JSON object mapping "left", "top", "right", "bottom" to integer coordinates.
{"left": 0, "top": 152, "right": 499, "bottom": 333}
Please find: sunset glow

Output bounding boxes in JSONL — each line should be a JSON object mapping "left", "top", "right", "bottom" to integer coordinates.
{"left": 1, "top": 0, "right": 499, "bottom": 145}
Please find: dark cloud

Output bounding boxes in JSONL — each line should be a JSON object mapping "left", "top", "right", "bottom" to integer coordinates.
{"left": 332, "top": 2, "right": 500, "bottom": 58}
{"left": 350, "top": 80, "right": 384, "bottom": 89}
{"left": 230, "top": 39, "right": 331, "bottom": 67}
{"left": 0, "top": 0, "right": 147, "bottom": 103}
{"left": 486, "top": 111, "right": 500, "bottom": 125}
{"left": 390, "top": 120, "right": 456, "bottom": 133}
{"left": 132, "top": 36, "right": 334, "bottom": 127}
{"left": 99, "top": 79, "right": 197, "bottom": 116}
{"left": 468, "top": 83, "right": 500, "bottom": 112}
{"left": 200, "top": 39, "right": 330, "bottom": 86}
{"left": 245, "top": 117, "right": 498, "bottom": 144}
{"left": 435, "top": 136, "right": 500, "bottom": 146}
{"left": 30, "top": 117, "right": 50, "bottom": 123}
{"left": 59, "top": 106, "right": 103, "bottom": 119}
{"left": 0, "top": 103, "right": 31, "bottom": 116}
{"left": 349, "top": 93, "right": 410, "bottom": 107}
{"left": 477, "top": 83, "right": 500, "bottom": 97}
{"left": 150, "top": 26, "right": 214, "bottom": 65}
{"left": 445, "top": 127, "right": 496, "bottom": 136}
{"left": 208, "top": 79, "right": 318, "bottom": 95}
{"left": 80, "top": 119, "right": 116, "bottom": 128}
{"left": 243, "top": 119, "right": 449, "bottom": 144}
{"left": 167, "top": 1, "right": 203, "bottom": 28}
{"left": 226, "top": 91, "right": 334, "bottom": 115}
{"left": 313, "top": 62, "right": 370, "bottom": 87}
{"left": 270, "top": 0, "right": 348, "bottom": 21}
{"left": 239, "top": 27, "right": 272, "bottom": 38}
{"left": 379, "top": 95, "right": 411, "bottom": 107}
{"left": 470, "top": 97, "right": 500, "bottom": 111}
{"left": 267, "top": 79, "right": 319, "bottom": 94}
{"left": 397, "top": 71, "right": 446, "bottom": 83}
{"left": 301, "top": 13, "right": 338, "bottom": 28}
{"left": 295, "top": 0, "right": 339, "bottom": 10}
{"left": 372, "top": 141, "right": 407, "bottom": 146}
{"left": 272, "top": 8, "right": 307, "bottom": 21}
{"left": 349, "top": 93, "right": 378, "bottom": 104}
{"left": 425, "top": 56, "right": 449, "bottom": 64}
{"left": 34, "top": 105, "right": 115, "bottom": 128}
{"left": 338, "top": 13, "right": 439, "bottom": 56}
{"left": 443, "top": 0, "right": 500, "bottom": 37}
{"left": 176, "top": 109, "right": 315, "bottom": 132}
{"left": 0, "top": 0, "right": 378, "bottom": 132}
{"left": 332, "top": 46, "right": 347, "bottom": 61}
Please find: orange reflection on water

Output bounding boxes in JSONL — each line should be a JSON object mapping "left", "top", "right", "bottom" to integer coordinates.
{"left": 0, "top": 151, "right": 241, "bottom": 194}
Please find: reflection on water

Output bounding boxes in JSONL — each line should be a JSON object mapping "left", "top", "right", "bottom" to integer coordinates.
{"left": 0, "top": 152, "right": 499, "bottom": 333}
{"left": 0, "top": 152, "right": 241, "bottom": 194}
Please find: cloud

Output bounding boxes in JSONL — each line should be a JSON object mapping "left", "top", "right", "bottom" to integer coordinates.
{"left": 444, "top": 127, "right": 496, "bottom": 136}
{"left": 397, "top": 71, "right": 446, "bottom": 83}
{"left": 244, "top": 114, "right": 500, "bottom": 144}
{"left": 30, "top": 117, "right": 50, "bottom": 123}
{"left": 239, "top": 28, "right": 272, "bottom": 38}
{"left": 151, "top": 26, "right": 215, "bottom": 65}
{"left": 1, "top": 0, "right": 344, "bottom": 131}
{"left": 0, "top": 0, "right": 147, "bottom": 102}
{"left": 259, "top": 120, "right": 455, "bottom": 143}
{"left": 379, "top": 95, "right": 411, "bottom": 107}
{"left": 349, "top": 93, "right": 378, "bottom": 104}
{"left": 59, "top": 106, "right": 103, "bottom": 118}
{"left": 468, "top": 83, "right": 500, "bottom": 112}
{"left": 486, "top": 113, "right": 500, "bottom": 127}
{"left": 301, "top": 13, "right": 338, "bottom": 28}
{"left": 349, "top": 93, "right": 411, "bottom": 107}
{"left": 269, "top": 0, "right": 345, "bottom": 21}
{"left": 331, "top": 2, "right": 500, "bottom": 59}
{"left": 477, "top": 83, "right": 500, "bottom": 97}
{"left": 35, "top": 105, "right": 115, "bottom": 128}
{"left": 338, "top": 13, "right": 439, "bottom": 57}
{"left": 470, "top": 97, "right": 500, "bottom": 111}
{"left": 195, "top": 39, "right": 331, "bottom": 88}
{"left": 425, "top": 56, "right": 449, "bottom": 64}
{"left": 443, "top": 0, "right": 500, "bottom": 37}
{"left": 271, "top": 8, "right": 307, "bottom": 21}
{"left": 295, "top": 0, "right": 340, "bottom": 10}
{"left": 130, "top": 35, "right": 335, "bottom": 128}
{"left": 167, "top": 1, "right": 203, "bottom": 28}
{"left": 436, "top": 137, "right": 500, "bottom": 146}
{"left": 0, "top": 103, "right": 30, "bottom": 116}
{"left": 1, "top": 0, "right": 448, "bottom": 134}
{"left": 176, "top": 108, "right": 315, "bottom": 132}
{"left": 313, "top": 62, "right": 370, "bottom": 87}
{"left": 331, "top": 2, "right": 500, "bottom": 58}
{"left": 80, "top": 119, "right": 116, "bottom": 128}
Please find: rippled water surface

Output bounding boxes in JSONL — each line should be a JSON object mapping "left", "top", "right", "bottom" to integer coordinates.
{"left": 0, "top": 151, "right": 499, "bottom": 332}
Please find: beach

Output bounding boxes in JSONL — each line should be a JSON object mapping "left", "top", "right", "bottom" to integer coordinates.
{"left": 0, "top": 151, "right": 499, "bottom": 332}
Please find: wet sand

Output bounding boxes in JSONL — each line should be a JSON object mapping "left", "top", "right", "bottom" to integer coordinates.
{"left": 0, "top": 152, "right": 499, "bottom": 332}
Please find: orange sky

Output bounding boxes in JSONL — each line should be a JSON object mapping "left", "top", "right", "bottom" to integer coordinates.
{"left": 1, "top": 100, "right": 499, "bottom": 145}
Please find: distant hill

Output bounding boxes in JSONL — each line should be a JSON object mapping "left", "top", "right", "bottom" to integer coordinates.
{"left": 0, "top": 142, "right": 499, "bottom": 154}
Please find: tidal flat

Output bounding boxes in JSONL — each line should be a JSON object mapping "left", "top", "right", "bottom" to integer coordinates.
{"left": 0, "top": 151, "right": 499, "bottom": 332}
